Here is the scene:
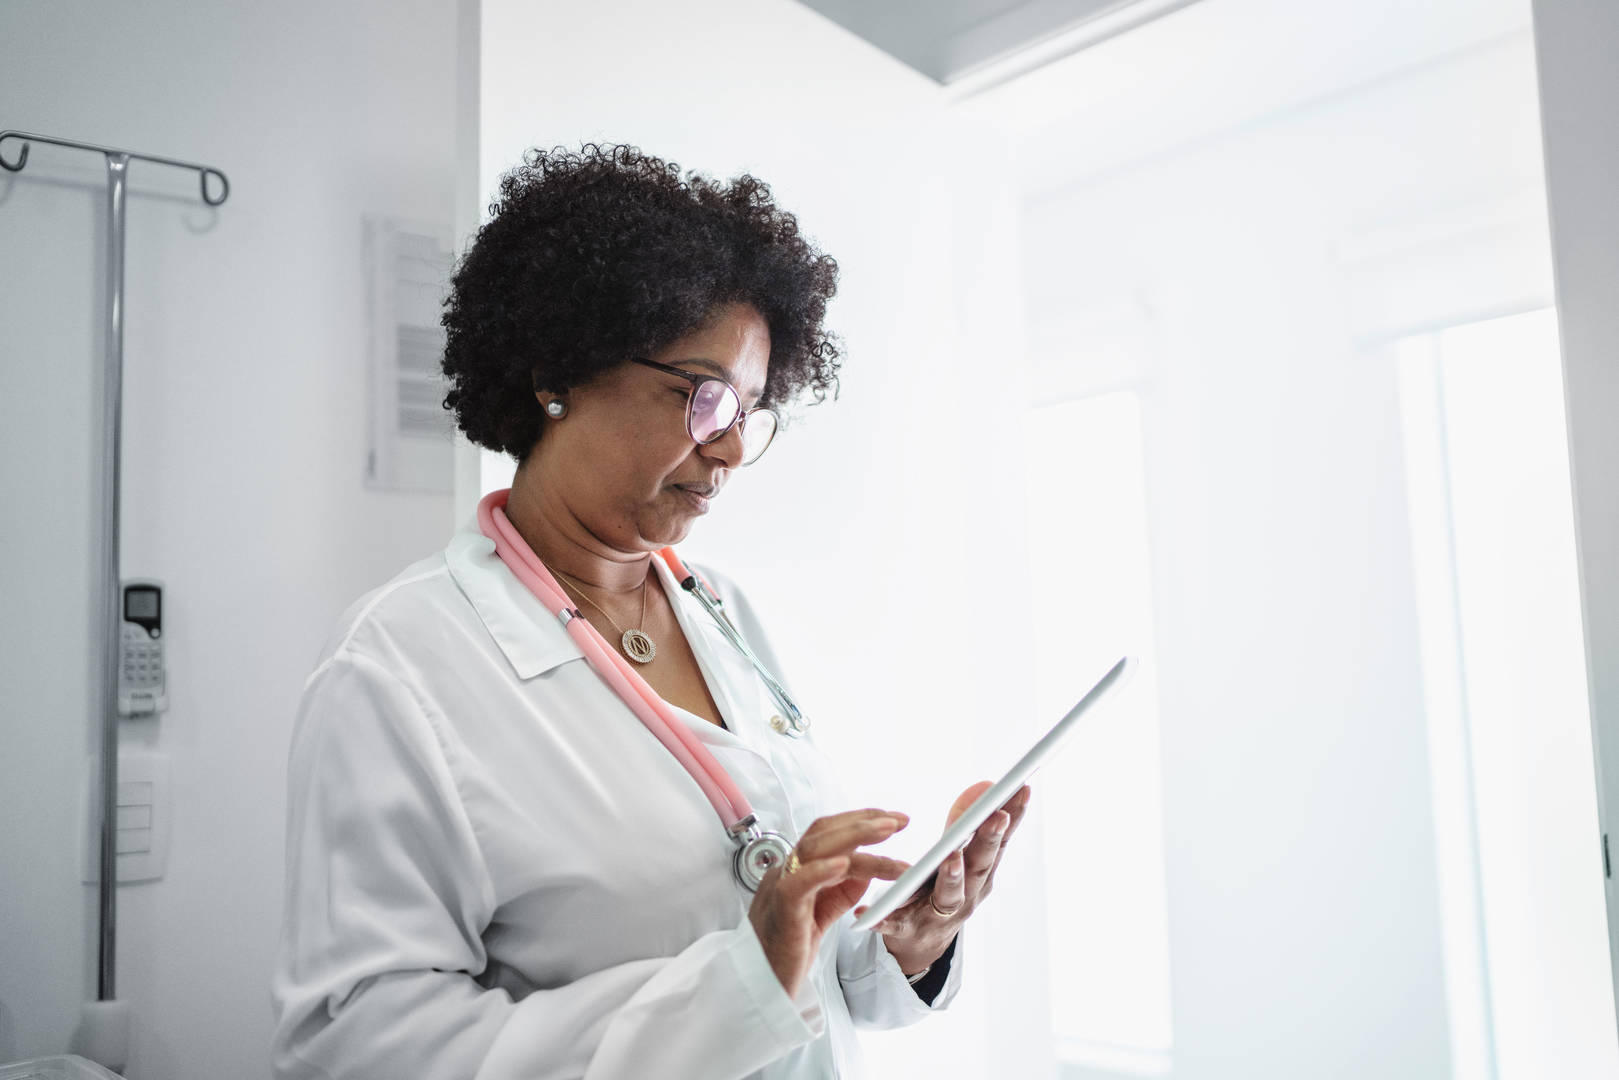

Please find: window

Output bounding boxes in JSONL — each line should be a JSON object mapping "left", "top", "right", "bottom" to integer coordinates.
{"left": 1025, "top": 390, "right": 1174, "bottom": 1076}
{"left": 1397, "top": 308, "right": 1618, "bottom": 1080}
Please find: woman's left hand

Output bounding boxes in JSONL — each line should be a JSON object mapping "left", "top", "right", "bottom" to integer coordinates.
{"left": 856, "top": 782, "right": 1032, "bottom": 977}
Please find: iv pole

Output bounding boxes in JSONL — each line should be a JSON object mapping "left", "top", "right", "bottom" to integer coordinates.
{"left": 0, "top": 130, "right": 228, "bottom": 1071}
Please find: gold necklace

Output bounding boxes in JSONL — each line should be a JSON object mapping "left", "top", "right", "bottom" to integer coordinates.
{"left": 553, "top": 566, "right": 658, "bottom": 664}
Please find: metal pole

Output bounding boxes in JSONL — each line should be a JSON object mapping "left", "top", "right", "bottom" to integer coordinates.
{"left": 97, "top": 152, "right": 129, "bottom": 1002}
{"left": 0, "top": 127, "right": 227, "bottom": 1037}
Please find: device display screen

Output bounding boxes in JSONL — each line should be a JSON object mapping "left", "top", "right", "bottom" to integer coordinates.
{"left": 126, "top": 590, "right": 159, "bottom": 620}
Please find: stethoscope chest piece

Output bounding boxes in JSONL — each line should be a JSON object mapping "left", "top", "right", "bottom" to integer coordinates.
{"left": 731, "top": 817, "right": 794, "bottom": 893}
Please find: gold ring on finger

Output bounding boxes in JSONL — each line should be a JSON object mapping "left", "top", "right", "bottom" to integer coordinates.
{"left": 784, "top": 849, "right": 801, "bottom": 876}
{"left": 928, "top": 895, "right": 963, "bottom": 918}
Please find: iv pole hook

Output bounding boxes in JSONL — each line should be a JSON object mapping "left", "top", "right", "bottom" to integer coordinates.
{"left": 0, "top": 130, "right": 230, "bottom": 205}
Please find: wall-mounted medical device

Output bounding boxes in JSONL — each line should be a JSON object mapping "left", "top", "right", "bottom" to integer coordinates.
{"left": 364, "top": 214, "right": 455, "bottom": 494}
{"left": 118, "top": 579, "right": 166, "bottom": 715}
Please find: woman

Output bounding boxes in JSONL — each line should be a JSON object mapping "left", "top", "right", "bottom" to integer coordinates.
{"left": 270, "top": 143, "right": 1028, "bottom": 1080}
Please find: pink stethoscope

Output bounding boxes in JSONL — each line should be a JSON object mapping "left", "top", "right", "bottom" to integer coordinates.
{"left": 477, "top": 487, "right": 806, "bottom": 892}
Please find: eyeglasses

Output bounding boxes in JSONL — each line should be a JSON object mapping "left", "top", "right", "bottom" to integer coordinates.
{"left": 632, "top": 357, "right": 779, "bottom": 466}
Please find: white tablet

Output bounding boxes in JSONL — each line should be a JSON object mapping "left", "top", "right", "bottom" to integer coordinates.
{"left": 850, "top": 656, "right": 1138, "bottom": 932}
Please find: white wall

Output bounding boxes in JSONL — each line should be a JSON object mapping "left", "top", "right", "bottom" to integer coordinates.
{"left": 477, "top": 2, "right": 1044, "bottom": 1076}
{"left": 0, "top": 2, "right": 460, "bottom": 1076}
{"left": 1532, "top": 0, "right": 1619, "bottom": 1023}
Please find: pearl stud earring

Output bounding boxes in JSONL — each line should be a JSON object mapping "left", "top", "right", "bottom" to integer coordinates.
{"left": 545, "top": 399, "right": 567, "bottom": 419}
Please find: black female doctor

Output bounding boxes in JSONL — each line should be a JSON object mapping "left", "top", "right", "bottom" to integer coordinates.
{"left": 270, "top": 143, "right": 1029, "bottom": 1080}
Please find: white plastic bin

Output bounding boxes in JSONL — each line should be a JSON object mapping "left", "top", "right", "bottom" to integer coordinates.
{"left": 0, "top": 1057, "right": 125, "bottom": 1080}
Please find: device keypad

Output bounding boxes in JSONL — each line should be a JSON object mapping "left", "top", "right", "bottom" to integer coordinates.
{"left": 122, "top": 624, "right": 163, "bottom": 687}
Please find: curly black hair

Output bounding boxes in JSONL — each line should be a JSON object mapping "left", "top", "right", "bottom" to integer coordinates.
{"left": 440, "top": 143, "right": 842, "bottom": 462}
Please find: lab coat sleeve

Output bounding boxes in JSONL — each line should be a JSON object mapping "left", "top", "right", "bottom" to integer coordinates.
{"left": 271, "top": 650, "right": 822, "bottom": 1080}
{"left": 834, "top": 922, "right": 964, "bottom": 1029}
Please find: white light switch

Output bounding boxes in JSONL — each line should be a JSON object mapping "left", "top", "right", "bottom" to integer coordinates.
{"left": 83, "top": 750, "right": 171, "bottom": 883}
{"left": 117, "top": 781, "right": 152, "bottom": 805}
{"left": 115, "top": 805, "right": 151, "bottom": 829}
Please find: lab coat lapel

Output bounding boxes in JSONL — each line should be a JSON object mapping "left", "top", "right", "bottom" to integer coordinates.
{"left": 443, "top": 522, "right": 584, "bottom": 680}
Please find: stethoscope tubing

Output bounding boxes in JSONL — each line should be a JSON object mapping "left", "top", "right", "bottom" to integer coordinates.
{"left": 477, "top": 490, "right": 755, "bottom": 831}
{"left": 654, "top": 549, "right": 808, "bottom": 735}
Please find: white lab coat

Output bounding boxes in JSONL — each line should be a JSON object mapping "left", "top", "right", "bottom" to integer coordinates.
{"left": 270, "top": 519, "right": 961, "bottom": 1080}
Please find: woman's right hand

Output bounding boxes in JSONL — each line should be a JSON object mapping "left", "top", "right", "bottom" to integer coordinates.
{"left": 748, "top": 809, "right": 911, "bottom": 998}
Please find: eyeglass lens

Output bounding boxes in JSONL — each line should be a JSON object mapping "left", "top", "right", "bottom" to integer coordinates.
{"left": 738, "top": 409, "right": 777, "bottom": 465}
{"left": 688, "top": 378, "right": 777, "bottom": 465}
{"left": 689, "top": 380, "right": 739, "bottom": 443}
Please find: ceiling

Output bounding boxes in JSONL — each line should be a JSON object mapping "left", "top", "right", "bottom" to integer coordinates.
{"left": 791, "top": 0, "right": 1187, "bottom": 84}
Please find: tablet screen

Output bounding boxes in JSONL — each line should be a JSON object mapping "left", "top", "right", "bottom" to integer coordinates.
{"left": 850, "top": 656, "right": 1137, "bottom": 932}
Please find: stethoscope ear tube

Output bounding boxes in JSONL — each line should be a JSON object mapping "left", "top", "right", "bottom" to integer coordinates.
{"left": 657, "top": 550, "right": 811, "bottom": 737}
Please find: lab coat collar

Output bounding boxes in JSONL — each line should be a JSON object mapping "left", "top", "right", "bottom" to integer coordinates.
{"left": 443, "top": 518, "right": 584, "bottom": 680}
{"left": 446, "top": 516, "right": 780, "bottom": 762}
{"left": 444, "top": 516, "right": 762, "bottom": 712}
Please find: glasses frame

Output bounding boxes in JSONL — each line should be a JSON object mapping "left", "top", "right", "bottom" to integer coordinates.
{"left": 632, "top": 357, "right": 778, "bottom": 465}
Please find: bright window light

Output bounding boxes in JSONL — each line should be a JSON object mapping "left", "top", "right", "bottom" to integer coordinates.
{"left": 1398, "top": 308, "right": 1618, "bottom": 1080}
{"left": 1024, "top": 391, "right": 1173, "bottom": 1075}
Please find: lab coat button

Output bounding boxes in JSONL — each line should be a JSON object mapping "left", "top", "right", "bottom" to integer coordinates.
{"left": 769, "top": 715, "right": 788, "bottom": 734}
